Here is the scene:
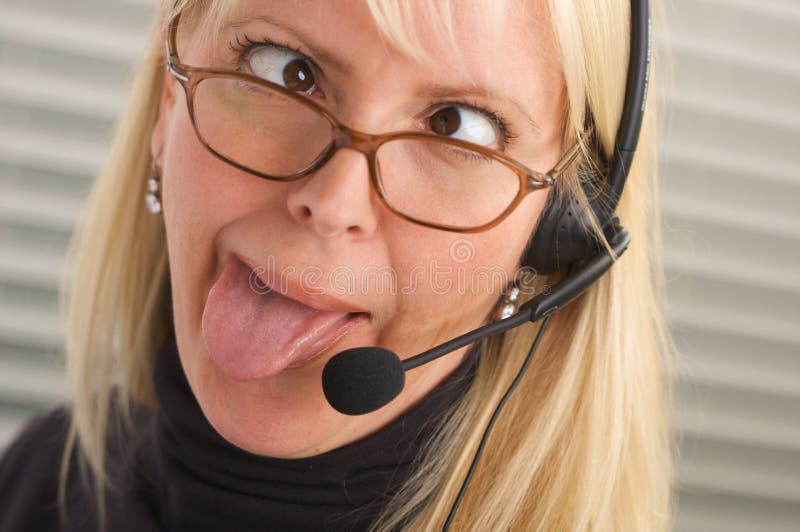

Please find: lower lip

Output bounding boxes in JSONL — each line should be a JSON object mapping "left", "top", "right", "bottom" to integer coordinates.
{"left": 201, "top": 256, "right": 369, "bottom": 380}
{"left": 284, "top": 312, "right": 369, "bottom": 370}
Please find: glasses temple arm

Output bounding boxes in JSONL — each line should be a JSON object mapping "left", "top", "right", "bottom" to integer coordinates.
{"left": 547, "top": 128, "right": 592, "bottom": 180}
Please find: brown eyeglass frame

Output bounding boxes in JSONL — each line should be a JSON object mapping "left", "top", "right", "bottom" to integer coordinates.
{"left": 164, "top": 11, "right": 587, "bottom": 233}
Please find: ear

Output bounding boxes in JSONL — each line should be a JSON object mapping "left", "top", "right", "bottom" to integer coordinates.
{"left": 150, "top": 69, "right": 178, "bottom": 166}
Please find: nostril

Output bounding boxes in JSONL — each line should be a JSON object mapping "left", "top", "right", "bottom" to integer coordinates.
{"left": 300, "top": 205, "right": 312, "bottom": 220}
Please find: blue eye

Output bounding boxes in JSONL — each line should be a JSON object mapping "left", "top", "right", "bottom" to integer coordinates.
{"left": 248, "top": 45, "right": 317, "bottom": 93}
{"left": 429, "top": 106, "right": 498, "bottom": 147}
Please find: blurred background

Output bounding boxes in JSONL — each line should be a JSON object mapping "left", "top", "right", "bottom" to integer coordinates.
{"left": 0, "top": 0, "right": 798, "bottom": 530}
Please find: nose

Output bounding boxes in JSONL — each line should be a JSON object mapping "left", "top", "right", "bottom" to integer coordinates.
{"left": 286, "top": 148, "right": 379, "bottom": 239}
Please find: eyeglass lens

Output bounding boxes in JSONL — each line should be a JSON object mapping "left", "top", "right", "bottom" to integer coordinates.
{"left": 193, "top": 77, "right": 522, "bottom": 228}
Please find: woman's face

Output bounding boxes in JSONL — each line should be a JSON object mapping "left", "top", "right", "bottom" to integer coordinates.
{"left": 151, "top": 0, "right": 564, "bottom": 458}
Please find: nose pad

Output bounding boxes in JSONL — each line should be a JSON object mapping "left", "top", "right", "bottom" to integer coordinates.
{"left": 286, "top": 148, "right": 379, "bottom": 238}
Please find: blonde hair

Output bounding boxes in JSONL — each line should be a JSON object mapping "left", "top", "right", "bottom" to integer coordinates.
{"left": 58, "top": 0, "right": 673, "bottom": 530}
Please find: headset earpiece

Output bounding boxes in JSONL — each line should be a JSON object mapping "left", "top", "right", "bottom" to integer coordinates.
{"left": 522, "top": 134, "right": 615, "bottom": 275}
{"left": 523, "top": 188, "right": 595, "bottom": 274}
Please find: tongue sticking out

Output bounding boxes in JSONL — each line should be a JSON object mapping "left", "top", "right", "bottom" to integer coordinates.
{"left": 201, "top": 256, "right": 351, "bottom": 380}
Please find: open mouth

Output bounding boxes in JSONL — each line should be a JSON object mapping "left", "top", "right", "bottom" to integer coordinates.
{"left": 201, "top": 255, "right": 369, "bottom": 381}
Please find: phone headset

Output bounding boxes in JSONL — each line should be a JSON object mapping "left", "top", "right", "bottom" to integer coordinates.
{"left": 321, "top": 0, "right": 651, "bottom": 529}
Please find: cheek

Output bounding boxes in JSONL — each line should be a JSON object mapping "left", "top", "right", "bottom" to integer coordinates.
{"left": 160, "top": 114, "right": 215, "bottom": 332}
{"left": 514, "top": 188, "right": 550, "bottom": 247}
{"left": 160, "top": 106, "right": 263, "bottom": 326}
{"left": 163, "top": 113, "right": 234, "bottom": 233}
{"left": 161, "top": 105, "right": 297, "bottom": 243}
{"left": 161, "top": 107, "right": 280, "bottom": 268}
{"left": 381, "top": 204, "right": 540, "bottom": 341}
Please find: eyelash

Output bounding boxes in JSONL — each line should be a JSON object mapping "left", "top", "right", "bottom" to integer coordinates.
{"left": 226, "top": 32, "right": 517, "bottom": 149}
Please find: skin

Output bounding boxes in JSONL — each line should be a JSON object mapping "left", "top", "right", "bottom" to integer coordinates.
{"left": 150, "top": 0, "right": 565, "bottom": 458}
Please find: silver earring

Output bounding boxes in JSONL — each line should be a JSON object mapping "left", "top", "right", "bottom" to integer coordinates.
{"left": 145, "top": 162, "right": 162, "bottom": 215}
{"left": 495, "top": 285, "right": 520, "bottom": 320}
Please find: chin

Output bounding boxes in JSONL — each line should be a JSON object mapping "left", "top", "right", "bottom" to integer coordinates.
{"left": 184, "top": 338, "right": 346, "bottom": 458}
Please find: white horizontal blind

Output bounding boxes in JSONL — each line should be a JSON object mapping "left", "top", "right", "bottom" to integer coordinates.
{"left": 0, "top": 0, "right": 798, "bottom": 530}
{"left": 0, "top": 0, "right": 157, "bottom": 448}
{"left": 661, "top": 1, "right": 800, "bottom": 531}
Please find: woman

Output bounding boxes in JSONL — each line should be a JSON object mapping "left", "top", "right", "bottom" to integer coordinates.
{"left": 0, "top": 0, "right": 672, "bottom": 530}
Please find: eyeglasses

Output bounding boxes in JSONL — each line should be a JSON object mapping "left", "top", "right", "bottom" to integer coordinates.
{"left": 164, "top": 13, "right": 586, "bottom": 232}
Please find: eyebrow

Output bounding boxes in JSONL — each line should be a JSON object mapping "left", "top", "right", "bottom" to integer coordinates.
{"left": 224, "top": 13, "right": 540, "bottom": 132}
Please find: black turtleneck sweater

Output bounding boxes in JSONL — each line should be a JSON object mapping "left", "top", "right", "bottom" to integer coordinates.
{"left": 0, "top": 330, "right": 478, "bottom": 531}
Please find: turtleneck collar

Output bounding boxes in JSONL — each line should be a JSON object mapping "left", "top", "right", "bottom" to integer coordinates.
{"left": 144, "top": 327, "right": 478, "bottom": 532}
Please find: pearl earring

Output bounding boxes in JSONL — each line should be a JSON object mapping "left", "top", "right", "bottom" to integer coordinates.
{"left": 495, "top": 285, "right": 520, "bottom": 320}
{"left": 145, "top": 161, "right": 162, "bottom": 215}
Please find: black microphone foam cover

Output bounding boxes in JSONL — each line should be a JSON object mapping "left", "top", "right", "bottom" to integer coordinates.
{"left": 322, "top": 347, "right": 405, "bottom": 416}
